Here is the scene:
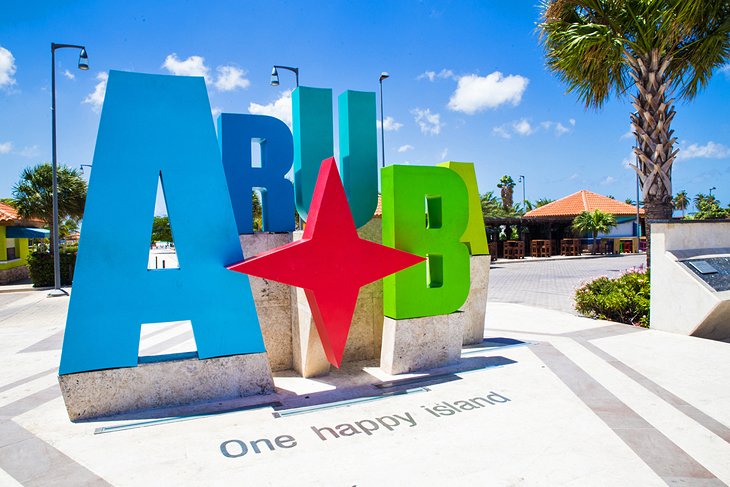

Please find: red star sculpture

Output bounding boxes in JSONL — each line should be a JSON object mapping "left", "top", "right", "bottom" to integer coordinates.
{"left": 228, "top": 157, "right": 424, "bottom": 367}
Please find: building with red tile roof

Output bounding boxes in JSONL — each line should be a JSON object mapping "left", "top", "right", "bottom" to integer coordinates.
{"left": 524, "top": 190, "right": 643, "bottom": 218}
{"left": 1, "top": 202, "right": 48, "bottom": 284}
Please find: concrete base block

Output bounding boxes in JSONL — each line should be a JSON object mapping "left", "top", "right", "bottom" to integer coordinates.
{"left": 291, "top": 286, "right": 331, "bottom": 378}
{"left": 291, "top": 219, "right": 384, "bottom": 377}
{"left": 240, "top": 233, "right": 293, "bottom": 372}
{"left": 380, "top": 312, "right": 464, "bottom": 375}
{"left": 58, "top": 353, "right": 275, "bottom": 421}
{"left": 462, "top": 255, "right": 490, "bottom": 345}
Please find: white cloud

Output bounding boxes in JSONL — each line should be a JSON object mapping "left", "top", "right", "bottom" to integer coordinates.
{"left": 540, "top": 120, "right": 573, "bottom": 136}
{"left": 554, "top": 122, "right": 570, "bottom": 136}
{"left": 447, "top": 71, "right": 529, "bottom": 114}
{"left": 211, "top": 107, "right": 222, "bottom": 121}
{"left": 18, "top": 145, "right": 40, "bottom": 158}
{"left": 0, "top": 141, "right": 12, "bottom": 154}
{"left": 63, "top": 69, "right": 75, "bottom": 80}
{"left": 248, "top": 90, "right": 292, "bottom": 127}
{"left": 620, "top": 124, "right": 634, "bottom": 140}
{"left": 376, "top": 116, "right": 403, "bottom": 131}
{"left": 439, "top": 148, "right": 449, "bottom": 160}
{"left": 83, "top": 72, "right": 108, "bottom": 112}
{"left": 411, "top": 108, "right": 443, "bottom": 135}
{"left": 512, "top": 119, "right": 533, "bottom": 136}
{"left": 601, "top": 176, "right": 617, "bottom": 185}
{"left": 678, "top": 141, "right": 730, "bottom": 160}
{"left": 417, "top": 69, "right": 456, "bottom": 82}
{"left": 622, "top": 152, "right": 635, "bottom": 169}
{"left": 0, "top": 46, "right": 17, "bottom": 89}
{"left": 214, "top": 65, "right": 250, "bottom": 91}
{"left": 398, "top": 144, "right": 414, "bottom": 153}
{"left": 492, "top": 126, "right": 511, "bottom": 139}
{"left": 720, "top": 64, "right": 730, "bottom": 77}
{"left": 162, "top": 53, "right": 210, "bottom": 82}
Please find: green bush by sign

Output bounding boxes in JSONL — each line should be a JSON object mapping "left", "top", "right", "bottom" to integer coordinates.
{"left": 28, "top": 251, "right": 77, "bottom": 287}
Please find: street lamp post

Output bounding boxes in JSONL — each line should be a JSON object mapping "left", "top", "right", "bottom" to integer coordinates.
{"left": 636, "top": 174, "right": 641, "bottom": 237}
{"left": 518, "top": 175, "right": 526, "bottom": 210}
{"left": 710, "top": 186, "right": 716, "bottom": 196}
{"left": 270, "top": 65, "right": 299, "bottom": 87}
{"left": 379, "top": 72, "right": 389, "bottom": 168}
{"left": 50, "top": 43, "right": 88, "bottom": 297}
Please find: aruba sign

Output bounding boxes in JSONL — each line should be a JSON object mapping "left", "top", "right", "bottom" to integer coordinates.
{"left": 59, "top": 71, "right": 488, "bottom": 376}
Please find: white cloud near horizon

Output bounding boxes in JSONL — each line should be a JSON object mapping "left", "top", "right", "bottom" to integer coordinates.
{"left": 82, "top": 72, "right": 108, "bottom": 112}
{"left": 376, "top": 116, "right": 403, "bottom": 131}
{"left": 0, "top": 46, "right": 17, "bottom": 89}
{"left": 512, "top": 119, "right": 533, "bottom": 136}
{"left": 448, "top": 71, "right": 528, "bottom": 114}
{"left": 601, "top": 176, "right": 617, "bottom": 185}
{"left": 678, "top": 141, "right": 730, "bottom": 160}
{"left": 417, "top": 69, "right": 456, "bottom": 81}
{"left": 248, "top": 90, "right": 292, "bottom": 127}
{"left": 398, "top": 144, "right": 414, "bottom": 153}
{"left": 411, "top": 108, "right": 443, "bottom": 135}
{"left": 495, "top": 118, "right": 574, "bottom": 138}
{"left": 214, "top": 66, "right": 250, "bottom": 91}
{"left": 18, "top": 145, "right": 40, "bottom": 158}
{"left": 63, "top": 69, "right": 75, "bottom": 80}
{"left": 439, "top": 148, "right": 448, "bottom": 160}
{"left": 0, "top": 141, "right": 12, "bottom": 154}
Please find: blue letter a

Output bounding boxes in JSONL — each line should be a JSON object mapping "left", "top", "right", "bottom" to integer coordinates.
{"left": 59, "top": 71, "right": 264, "bottom": 375}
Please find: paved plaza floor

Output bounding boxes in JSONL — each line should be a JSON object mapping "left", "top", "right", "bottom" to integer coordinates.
{"left": 489, "top": 254, "right": 646, "bottom": 314}
{"left": 1, "top": 258, "right": 729, "bottom": 486}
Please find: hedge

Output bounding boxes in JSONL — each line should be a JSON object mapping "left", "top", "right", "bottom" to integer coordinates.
{"left": 574, "top": 269, "right": 650, "bottom": 327}
{"left": 27, "top": 251, "right": 77, "bottom": 287}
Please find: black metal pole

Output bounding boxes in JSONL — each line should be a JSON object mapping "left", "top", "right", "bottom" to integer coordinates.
{"left": 50, "top": 43, "right": 65, "bottom": 296}
{"left": 379, "top": 78, "right": 385, "bottom": 168}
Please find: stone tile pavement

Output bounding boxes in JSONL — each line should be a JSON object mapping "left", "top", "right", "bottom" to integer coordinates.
{"left": 1, "top": 257, "right": 729, "bottom": 485}
{"left": 488, "top": 254, "right": 646, "bottom": 314}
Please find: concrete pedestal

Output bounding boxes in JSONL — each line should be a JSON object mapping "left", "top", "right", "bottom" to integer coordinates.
{"left": 461, "top": 255, "right": 490, "bottom": 345}
{"left": 291, "top": 219, "right": 384, "bottom": 377}
{"left": 58, "top": 353, "right": 274, "bottom": 421}
{"left": 380, "top": 312, "right": 464, "bottom": 375}
{"left": 240, "top": 233, "right": 293, "bottom": 372}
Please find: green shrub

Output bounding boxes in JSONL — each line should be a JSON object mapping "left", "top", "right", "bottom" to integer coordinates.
{"left": 574, "top": 269, "right": 650, "bottom": 327}
{"left": 27, "top": 251, "right": 77, "bottom": 287}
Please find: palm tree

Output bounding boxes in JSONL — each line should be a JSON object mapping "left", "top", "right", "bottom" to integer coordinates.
{"left": 497, "top": 175, "right": 516, "bottom": 210}
{"left": 673, "top": 190, "right": 689, "bottom": 217}
{"left": 539, "top": 1, "right": 730, "bottom": 263}
{"left": 12, "top": 163, "right": 87, "bottom": 251}
{"left": 535, "top": 197, "right": 554, "bottom": 208}
{"left": 572, "top": 209, "right": 618, "bottom": 254}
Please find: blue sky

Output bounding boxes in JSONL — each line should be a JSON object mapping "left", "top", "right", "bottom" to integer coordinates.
{"left": 1, "top": 0, "right": 729, "bottom": 213}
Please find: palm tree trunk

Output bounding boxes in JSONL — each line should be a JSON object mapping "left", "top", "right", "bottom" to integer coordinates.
{"left": 626, "top": 49, "right": 677, "bottom": 267}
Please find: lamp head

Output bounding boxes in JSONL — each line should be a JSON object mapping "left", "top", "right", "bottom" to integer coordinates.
{"left": 78, "top": 48, "right": 89, "bottom": 70}
{"left": 270, "top": 66, "right": 279, "bottom": 86}
{"left": 379, "top": 71, "right": 390, "bottom": 81}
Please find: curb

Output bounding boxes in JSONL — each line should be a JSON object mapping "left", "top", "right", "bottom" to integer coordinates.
{"left": 0, "top": 285, "right": 54, "bottom": 294}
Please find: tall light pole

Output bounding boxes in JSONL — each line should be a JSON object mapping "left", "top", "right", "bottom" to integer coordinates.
{"left": 50, "top": 43, "right": 88, "bottom": 297}
{"left": 636, "top": 174, "right": 641, "bottom": 237}
{"left": 270, "top": 65, "right": 299, "bottom": 87}
{"left": 518, "top": 175, "right": 526, "bottom": 210}
{"left": 710, "top": 186, "right": 716, "bottom": 196}
{"left": 379, "top": 72, "right": 389, "bottom": 168}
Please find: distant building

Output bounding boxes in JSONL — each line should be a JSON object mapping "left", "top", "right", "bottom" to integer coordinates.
{"left": 524, "top": 190, "right": 644, "bottom": 238}
{"left": 0, "top": 202, "right": 49, "bottom": 284}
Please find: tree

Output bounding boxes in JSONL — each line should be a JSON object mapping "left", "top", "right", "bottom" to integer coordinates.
{"left": 673, "top": 190, "right": 689, "bottom": 217}
{"left": 692, "top": 195, "right": 728, "bottom": 220}
{"left": 535, "top": 197, "right": 554, "bottom": 208}
{"left": 12, "top": 163, "right": 87, "bottom": 251}
{"left": 151, "top": 216, "right": 173, "bottom": 243}
{"left": 572, "top": 209, "right": 618, "bottom": 254}
{"left": 497, "top": 175, "right": 516, "bottom": 210}
{"left": 252, "top": 191, "right": 262, "bottom": 231}
{"left": 540, "top": 1, "right": 730, "bottom": 263}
